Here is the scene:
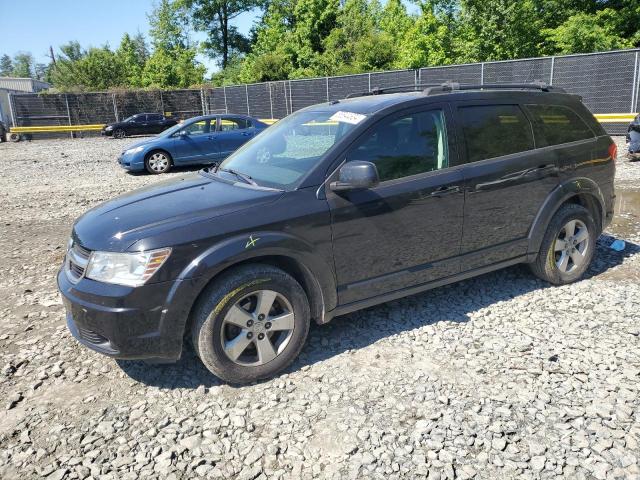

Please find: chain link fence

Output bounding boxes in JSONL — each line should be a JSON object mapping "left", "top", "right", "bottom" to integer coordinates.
{"left": 9, "top": 48, "right": 640, "bottom": 137}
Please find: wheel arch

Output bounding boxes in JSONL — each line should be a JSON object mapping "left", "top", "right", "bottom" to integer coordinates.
{"left": 528, "top": 177, "right": 606, "bottom": 259}
{"left": 174, "top": 233, "right": 337, "bottom": 343}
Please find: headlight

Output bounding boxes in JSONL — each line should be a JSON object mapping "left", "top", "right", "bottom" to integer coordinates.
{"left": 85, "top": 248, "right": 171, "bottom": 287}
{"left": 105, "top": 125, "right": 113, "bottom": 131}
{"left": 124, "top": 146, "right": 144, "bottom": 155}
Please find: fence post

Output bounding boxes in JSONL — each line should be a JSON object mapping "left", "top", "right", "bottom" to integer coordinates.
{"left": 159, "top": 90, "right": 165, "bottom": 116}
{"left": 223, "top": 86, "right": 228, "bottom": 114}
{"left": 245, "top": 84, "right": 250, "bottom": 115}
{"left": 8, "top": 93, "right": 16, "bottom": 127}
{"left": 64, "top": 94, "right": 73, "bottom": 139}
{"left": 288, "top": 81, "right": 293, "bottom": 114}
{"left": 325, "top": 77, "right": 329, "bottom": 102}
{"left": 200, "top": 89, "right": 206, "bottom": 115}
{"left": 368, "top": 73, "right": 371, "bottom": 92}
{"left": 268, "top": 83, "right": 274, "bottom": 119}
{"left": 549, "top": 56, "right": 555, "bottom": 85}
{"left": 631, "top": 51, "right": 639, "bottom": 113}
{"left": 283, "top": 81, "right": 289, "bottom": 116}
{"left": 480, "top": 63, "right": 484, "bottom": 84}
{"left": 112, "top": 93, "right": 119, "bottom": 122}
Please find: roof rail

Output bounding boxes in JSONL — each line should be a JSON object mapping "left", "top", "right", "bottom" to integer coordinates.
{"left": 345, "top": 83, "right": 439, "bottom": 99}
{"left": 423, "top": 80, "right": 565, "bottom": 95}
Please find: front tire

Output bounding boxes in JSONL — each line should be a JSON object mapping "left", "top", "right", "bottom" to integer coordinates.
{"left": 191, "top": 264, "right": 310, "bottom": 384}
{"left": 145, "top": 151, "right": 172, "bottom": 174}
{"left": 530, "top": 203, "right": 596, "bottom": 285}
{"left": 113, "top": 128, "right": 126, "bottom": 139}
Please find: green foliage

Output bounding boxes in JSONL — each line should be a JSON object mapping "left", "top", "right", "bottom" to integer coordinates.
{"left": 143, "top": 0, "right": 206, "bottom": 87}
{"left": 211, "top": 0, "right": 640, "bottom": 83}
{"left": 395, "top": 3, "right": 452, "bottom": 68}
{"left": 12, "top": 52, "right": 35, "bottom": 78}
{"left": 543, "top": 8, "right": 634, "bottom": 54}
{"left": 117, "top": 33, "right": 149, "bottom": 87}
{"left": 3, "top": 0, "right": 640, "bottom": 90}
{"left": 182, "top": 0, "right": 266, "bottom": 68}
{"left": 0, "top": 54, "right": 13, "bottom": 76}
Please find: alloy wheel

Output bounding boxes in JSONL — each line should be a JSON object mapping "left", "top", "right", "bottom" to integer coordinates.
{"left": 554, "top": 219, "right": 589, "bottom": 273}
{"left": 220, "top": 290, "right": 295, "bottom": 366}
{"left": 148, "top": 153, "right": 169, "bottom": 173}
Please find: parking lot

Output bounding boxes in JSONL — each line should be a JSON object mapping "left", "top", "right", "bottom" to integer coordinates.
{"left": 0, "top": 136, "right": 639, "bottom": 479}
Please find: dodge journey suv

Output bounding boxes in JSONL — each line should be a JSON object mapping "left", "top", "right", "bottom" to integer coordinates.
{"left": 58, "top": 82, "right": 616, "bottom": 383}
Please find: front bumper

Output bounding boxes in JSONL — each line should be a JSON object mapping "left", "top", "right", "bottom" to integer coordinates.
{"left": 58, "top": 268, "right": 202, "bottom": 361}
{"left": 102, "top": 129, "right": 113, "bottom": 137}
{"left": 118, "top": 151, "right": 145, "bottom": 171}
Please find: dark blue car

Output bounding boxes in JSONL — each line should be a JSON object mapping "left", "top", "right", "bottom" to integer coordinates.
{"left": 118, "top": 114, "right": 269, "bottom": 174}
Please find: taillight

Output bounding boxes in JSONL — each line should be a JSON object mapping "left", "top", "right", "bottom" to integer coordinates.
{"left": 608, "top": 142, "right": 617, "bottom": 161}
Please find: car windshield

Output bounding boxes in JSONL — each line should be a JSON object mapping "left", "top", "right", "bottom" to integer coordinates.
{"left": 217, "top": 110, "right": 363, "bottom": 189}
{"left": 123, "top": 115, "right": 138, "bottom": 122}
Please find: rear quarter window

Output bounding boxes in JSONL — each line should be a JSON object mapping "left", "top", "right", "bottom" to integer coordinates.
{"left": 458, "top": 104, "right": 534, "bottom": 163}
{"left": 525, "top": 104, "right": 594, "bottom": 147}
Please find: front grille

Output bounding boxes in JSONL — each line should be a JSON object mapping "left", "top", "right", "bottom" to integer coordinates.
{"left": 77, "top": 325, "right": 108, "bottom": 345}
{"left": 65, "top": 241, "right": 92, "bottom": 283}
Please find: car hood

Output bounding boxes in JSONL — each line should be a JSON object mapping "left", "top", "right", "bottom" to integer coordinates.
{"left": 73, "top": 173, "right": 283, "bottom": 251}
{"left": 121, "top": 137, "right": 160, "bottom": 151}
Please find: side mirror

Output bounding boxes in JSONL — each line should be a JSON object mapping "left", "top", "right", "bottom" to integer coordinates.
{"left": 330, "top": 161, "right": 379, "bottom": 192}
{"left": 178, "top": 130, "right": 189, "bottom": 138}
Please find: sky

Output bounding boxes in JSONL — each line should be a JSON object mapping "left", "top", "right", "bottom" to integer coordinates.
{"left": 0, "top": 0, "right": 258, "bottom": 76}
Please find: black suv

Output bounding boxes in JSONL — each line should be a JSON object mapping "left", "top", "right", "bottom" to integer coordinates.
{"left": 59, "top": 83, "right": 616, "bottom": 383}
{"left": 102, "top": 113, "right": 178, "bottom": 138}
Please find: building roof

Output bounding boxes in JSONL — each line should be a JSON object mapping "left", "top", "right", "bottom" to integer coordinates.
{"left": 0, "top": 77, "right": 50, "bottom": 93}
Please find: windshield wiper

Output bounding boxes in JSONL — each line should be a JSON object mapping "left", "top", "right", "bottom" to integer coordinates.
{"left": 218, "top": 167, "right": 257, "bottom": 186}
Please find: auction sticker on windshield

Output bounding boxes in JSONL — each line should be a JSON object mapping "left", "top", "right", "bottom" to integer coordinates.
{"left": 329, "top": 111, "right": 367, "bottom": 125}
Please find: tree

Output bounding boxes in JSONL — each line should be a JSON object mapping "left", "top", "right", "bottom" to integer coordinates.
{"left": 379, "top": 0, "right": 412, "bottom": 48}
{"left": 12, "top": 52, "right": 35, "bottom": 77}
{"left": 51, "top": 45, "right": 127, "bottom": 90}
{"left": 117, "top": 33, "right": 148, "bottom": 87}
{"left": 34, "top": 63, "right": 49, "bottom": 81}
{"left": 454, "top": 0, "right": 541, "bottom": 62}
{"left": 396, "top": 3, "right": 452, "bottom": 68}
{"left": 544, "top": 8, "right": 634, "bottom": 54}
{"left": 0, "top": 55, "right": 13, "bottom": 76}
{"left": 143, "top": 0, "right": 206, "bottom": 87}
{"left": 182, "top": 0, "right": 267, "bottom": 69}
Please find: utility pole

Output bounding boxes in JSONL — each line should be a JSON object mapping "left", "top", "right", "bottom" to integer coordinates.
{"left": 48, "top": 46, "right": 57, "bottom": 66}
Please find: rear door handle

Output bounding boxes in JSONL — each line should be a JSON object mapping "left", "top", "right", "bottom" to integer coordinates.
{"left": 430, "top": 185, "right": 460, "bottom": 197}
{"left": 241, "top": 132, "right": 252, "bottom": 136}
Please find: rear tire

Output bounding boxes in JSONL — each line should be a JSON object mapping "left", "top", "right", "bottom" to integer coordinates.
{"left": 145, "top": 151, "right": 172, "bottom": 174}
{"left": 191, "top": 264, "right": 310, "bottom": 384}
{"left": 530, "top": 203, "right": 596, "bottom": 285}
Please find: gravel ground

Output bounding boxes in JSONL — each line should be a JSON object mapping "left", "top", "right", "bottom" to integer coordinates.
{"left": 0, "top": 136, "right": 639, "bottom": 480}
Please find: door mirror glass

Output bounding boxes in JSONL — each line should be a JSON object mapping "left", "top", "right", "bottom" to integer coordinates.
{"left": 178, "top": 129, "right": 189, "bottom": 137}
{"left": 330, "top": 161, "right": 379, "bottom": 192}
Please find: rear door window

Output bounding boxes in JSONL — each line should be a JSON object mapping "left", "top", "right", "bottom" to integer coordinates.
{"left": 524, "top": 104, "right": 594, "bottom": 147}
{"left": 458, "top": 104, "right": 533, "bottom": 163}
{"left": 219, "top": 117, "right": 250, "bottom": 131}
